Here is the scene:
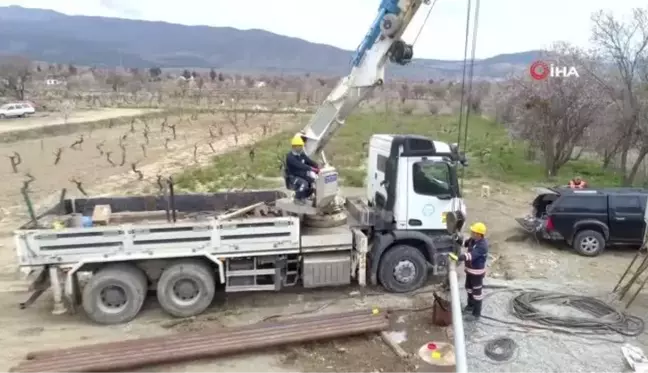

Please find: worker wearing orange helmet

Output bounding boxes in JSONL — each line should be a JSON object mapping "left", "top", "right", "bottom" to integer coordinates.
{"left": 449, "top": 222, "right": 488, "bottom": 321}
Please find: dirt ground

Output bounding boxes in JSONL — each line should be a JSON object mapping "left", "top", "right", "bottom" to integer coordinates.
{"left": 0, "top": 109, "right": 298, "bottom": 230}
{"left": 0, "top": 108, "right": 158, "bottom": 134}
{"left": 0, "top": 116, "right": 642, "bottom": 371}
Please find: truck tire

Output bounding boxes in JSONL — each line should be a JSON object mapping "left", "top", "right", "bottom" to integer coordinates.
{"left": 378, "top": 245, "right": 428, "bottom": 293}
{"left": 156, "top": 260, "right": 216, "bottom": 318}
{"left": 573, "top": 230, "right": 606, "bottom": 257}
{"left": 82, "top": 264, "right": 148, "bottom": 325}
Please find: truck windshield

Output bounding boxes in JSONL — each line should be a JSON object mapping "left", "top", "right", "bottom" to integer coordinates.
{"left": 412, "top": 162, "right": 451, "bottom": 197}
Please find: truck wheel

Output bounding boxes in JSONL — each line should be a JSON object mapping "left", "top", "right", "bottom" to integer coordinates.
{"left": 573, "top": 230, "right": 606, "bottom": 257}
{"left": 378, "top": 245, "right": 428, "bottom": 293}
{"left": 82, "top": 264, "right": 148, "bottom": 325}
{"left": 156, "top": 260, "right": 216, "bottom": 318}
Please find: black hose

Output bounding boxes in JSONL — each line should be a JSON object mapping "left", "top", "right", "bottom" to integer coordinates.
{"left": 510, "top": 291, "right": 645, "bottom": 337}
{"left": 484, "top": 337, "right": 517, "bottom": 362}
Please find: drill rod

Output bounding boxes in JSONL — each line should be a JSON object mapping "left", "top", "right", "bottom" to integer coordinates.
{"left": 448, "top": 260, "right": 468, "bottom": 373}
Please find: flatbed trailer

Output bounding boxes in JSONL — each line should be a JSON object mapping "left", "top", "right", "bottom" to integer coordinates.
{"left": 14, "top": 190, "right": 454, "bottom": 325}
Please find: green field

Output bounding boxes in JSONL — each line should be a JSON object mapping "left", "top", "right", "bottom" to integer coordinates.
{"left": 175, "top": 113, "right": 621, "bottom": 191}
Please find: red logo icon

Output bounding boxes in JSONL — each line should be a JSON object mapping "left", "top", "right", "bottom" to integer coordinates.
{"left": 529, "top": 61, "right": 550, "bottom": 80}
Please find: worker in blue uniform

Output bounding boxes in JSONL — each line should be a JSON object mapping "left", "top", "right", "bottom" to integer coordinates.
{"left": 449, "top": 222, "right": 488, "bottom": 321}
{"left": 285, "top": 135, "right": 320, "bottom": 204}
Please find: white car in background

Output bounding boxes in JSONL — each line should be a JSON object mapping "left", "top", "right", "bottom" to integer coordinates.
{"left": 0, "top": 102, "right": 35, "bottom": 119}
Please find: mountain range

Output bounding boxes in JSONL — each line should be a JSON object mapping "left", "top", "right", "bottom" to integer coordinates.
{"left": 0, "top": 6, "right": 541, "bottom": 80}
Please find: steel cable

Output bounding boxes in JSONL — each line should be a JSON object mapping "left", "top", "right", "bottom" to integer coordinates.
{"left": 484, "top": 337, "right": 517, "bottom": 362}
{"left": 509, "top": 291, "right": 645, "bottom": 337}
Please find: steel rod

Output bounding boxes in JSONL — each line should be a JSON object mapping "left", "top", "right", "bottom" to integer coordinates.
{"left": 14, "top": 318, "right": 388, "bottom": 372}
{"left": 448, "top": 260, "right": 468, "bottom": 373}
{"left": 26, "top": 310, "right": 377, "bottom": 360}
{"left": 25, "top": 312, "right": 381, "bottom": 363}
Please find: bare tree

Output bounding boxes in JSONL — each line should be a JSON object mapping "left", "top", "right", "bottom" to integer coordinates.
{"left": 588, "top": 8, "right": 648, "bottom": 185}
{"left": 106, "top": 71, "right": 127, "bottom": 92}
{"left": 502, "top": 43, "right": 607, "bottom": 177}
{"left": 7, "top": 151, "right": 21, "bottom": 173}
{"left": 60, "top": 100, "right": 76, "bottom": 124}
{"left": 0, "top": 56, "right": 31, "bottom": 100}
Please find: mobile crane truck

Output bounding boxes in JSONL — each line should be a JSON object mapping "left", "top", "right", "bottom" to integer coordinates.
{"left": 14, "top": 0, "right": 467, "bottom": 325}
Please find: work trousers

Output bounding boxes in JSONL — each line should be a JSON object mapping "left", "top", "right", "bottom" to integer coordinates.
{"left": 464, "top": 273, "right": 484, "bottom": 317}
{"left": 291, "top": 176, "right": 313, "bottom": 200}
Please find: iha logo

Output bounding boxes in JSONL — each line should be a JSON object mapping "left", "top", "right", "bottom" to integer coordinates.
{"left": 529, "top": 60, "right": 579, "bottom": 80}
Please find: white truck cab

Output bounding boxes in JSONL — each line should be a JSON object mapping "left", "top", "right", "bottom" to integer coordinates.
{"left": 366, "top": 134, "right": 466, "bottom": 231}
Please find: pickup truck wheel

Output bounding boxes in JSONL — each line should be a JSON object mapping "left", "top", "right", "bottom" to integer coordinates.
{"left": 378, "top": 245, "right": 428, "bottom": 293}
{"left": 82, "top": 264, "right": 148, "bottom": 325}
{"left": 156, "top": 260, "right": 215, "bottom": 318}
{"left": 573, "top": 230, "right": 606, "bottom": 257}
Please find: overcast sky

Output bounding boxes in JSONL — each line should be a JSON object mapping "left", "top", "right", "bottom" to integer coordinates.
{"left": 0, "top": 0, "right": 645, "bottom": 59}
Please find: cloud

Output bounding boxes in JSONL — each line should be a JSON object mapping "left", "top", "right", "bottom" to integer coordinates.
{"left": 98, "top": 0, "right": 140, "bottom": 18}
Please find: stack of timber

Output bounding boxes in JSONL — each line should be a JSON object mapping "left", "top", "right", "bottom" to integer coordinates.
{"left": 11, "top": 310, "right": 389, "bottom": 372}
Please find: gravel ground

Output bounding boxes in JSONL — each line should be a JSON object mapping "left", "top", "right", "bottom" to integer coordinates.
{"left": 465, "top": 278, "right": 642, "bottom": 373}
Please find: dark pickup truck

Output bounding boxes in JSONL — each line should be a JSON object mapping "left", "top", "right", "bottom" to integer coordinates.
{"left": 516, "top": 187, "right": 648, "bottom": 257}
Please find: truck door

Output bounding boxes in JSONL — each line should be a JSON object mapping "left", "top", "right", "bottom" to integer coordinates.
{"left": 609, "top": 194, "right": 647, "bottom": 244}
{"left": 405, "top": 158, "right": 455, "bottom": 231}
{"left": 367, "top": 150, "right": 389, "bottom": 205}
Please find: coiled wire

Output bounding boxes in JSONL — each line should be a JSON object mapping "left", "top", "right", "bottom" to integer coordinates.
{"left": 510, "top": 291, "right": 645, "bottom": 337}
{"left": 484, "top": 337, "right": 517, "bottom": 362}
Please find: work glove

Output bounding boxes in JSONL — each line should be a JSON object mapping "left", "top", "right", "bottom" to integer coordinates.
{"left": 448, "top": 253, "right": 465, "bottom": 262}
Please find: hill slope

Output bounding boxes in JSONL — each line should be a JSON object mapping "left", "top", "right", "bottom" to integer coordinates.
{"left": 0, "top": 6, "right": 540, "bottom": 79}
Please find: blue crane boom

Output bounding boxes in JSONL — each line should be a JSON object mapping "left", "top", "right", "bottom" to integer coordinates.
{"left": 300, "top": 0, "right": 430, "bottom": 157}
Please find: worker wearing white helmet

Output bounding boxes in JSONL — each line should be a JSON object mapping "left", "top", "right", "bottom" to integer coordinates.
{"left": 449, "top": 222, "right": 489, "bottom": 321}
{"left": 284, "top": 134, "right": 320, "bottom": 204}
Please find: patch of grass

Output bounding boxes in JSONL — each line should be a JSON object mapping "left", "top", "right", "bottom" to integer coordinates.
{"left": 175, "top": 112, "right": 621, "bottom": 191}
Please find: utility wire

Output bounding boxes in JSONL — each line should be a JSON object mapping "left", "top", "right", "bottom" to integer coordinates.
{"left": 456, "top": 0, "right": 472, "bottom": 150}
{"left": 412, "top": 0, "right": 438, "bottom": 46}
{"left": 484, "top": 337, "right": 517, "bottom": 362}
{"left": 460, "top": 0, "right": 481, "bottom": 188}
{"left": 508, "top": 291, "right": 645, "bottom": 337}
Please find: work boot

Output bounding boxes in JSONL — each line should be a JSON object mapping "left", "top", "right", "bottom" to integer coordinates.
{"left": 463, "top": 313, "right": 480, "bottom": 322}
{"left": 472, "top": 301, "right": 482, "bottom": 319}
{"left": 463, "top": 298, "right": 474, "bottom": 314}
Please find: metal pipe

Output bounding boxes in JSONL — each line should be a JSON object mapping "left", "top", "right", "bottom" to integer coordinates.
{"left": 20, "top": 187, "right": 37, "bottom": 228}
{"left": 57, "top": 188, "right": 67, "bottom": 216}
{"left": 167, "top": 177, "right": 176, "bottom": 222}
{"left": 15, "top": 314, "right": 388, "bottom": 372}
{"left": 448, "top": 260, "right": 468, "bottom": 373}
{"left": 26, "top": 309, "right": 378, "bottom": 360}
